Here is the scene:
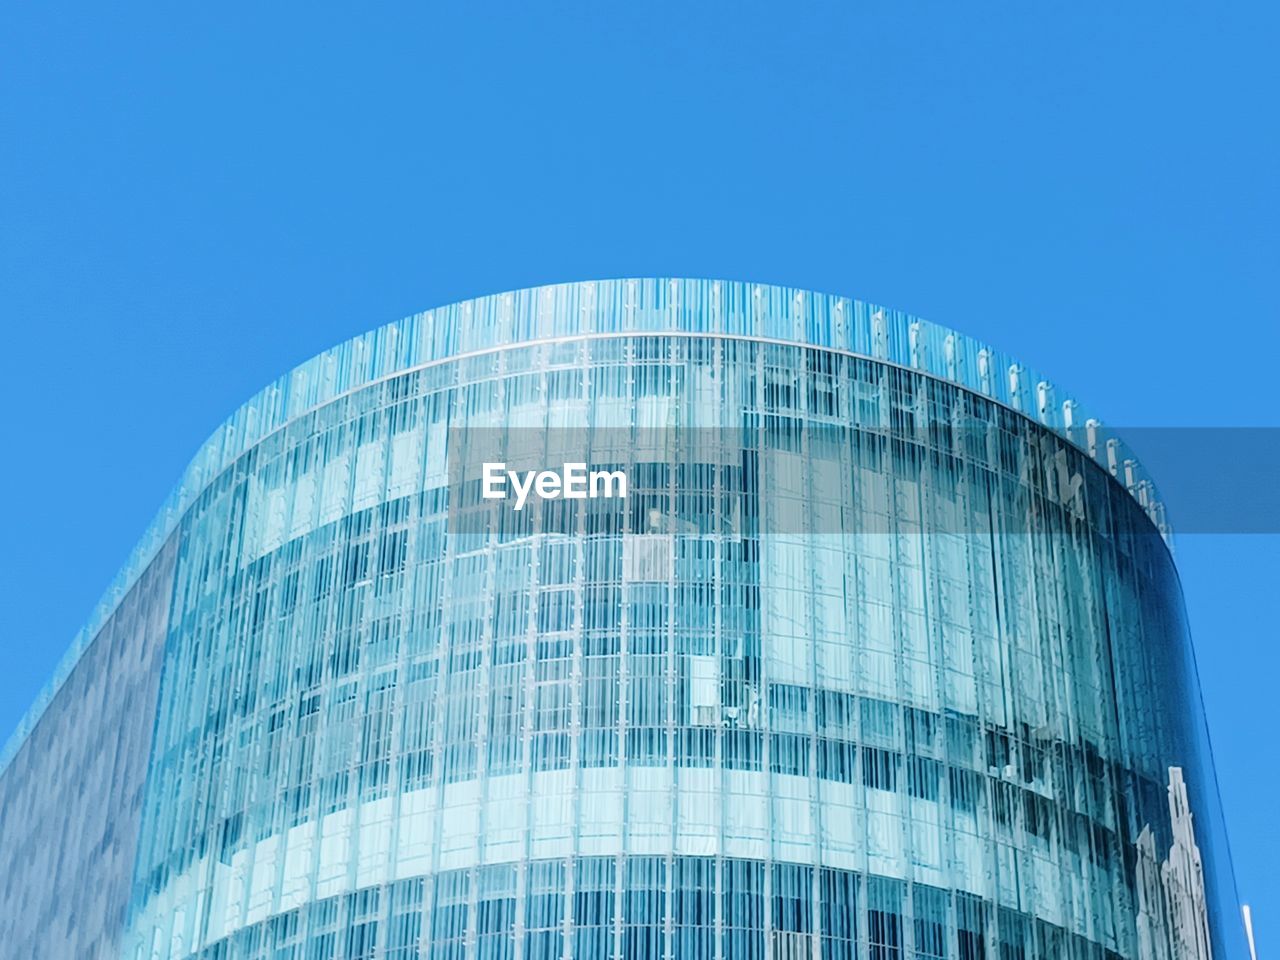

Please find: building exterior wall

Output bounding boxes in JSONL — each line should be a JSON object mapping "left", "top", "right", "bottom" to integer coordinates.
{"left": 0, "top": 539, "right": 176, "bottom": 958}
{"left": 0, "top": 280, "right": 1246, "bottom": 959}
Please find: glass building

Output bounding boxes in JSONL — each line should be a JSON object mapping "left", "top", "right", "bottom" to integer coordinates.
{"left": 0, "top": 279, "right": 1246, "bottom": 959}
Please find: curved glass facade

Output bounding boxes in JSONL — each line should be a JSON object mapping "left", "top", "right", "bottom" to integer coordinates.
{"left": 0, "top": 280, "right": 1245, "bottom": 959}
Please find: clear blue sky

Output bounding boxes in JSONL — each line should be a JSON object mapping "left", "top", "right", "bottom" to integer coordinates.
{"left": 2, "top": 2, "right": 1276, "bottom": 949}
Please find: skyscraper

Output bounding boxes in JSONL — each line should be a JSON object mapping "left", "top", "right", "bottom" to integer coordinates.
{"left": 0, "top": 280, "right": 1246, "bottom": 958}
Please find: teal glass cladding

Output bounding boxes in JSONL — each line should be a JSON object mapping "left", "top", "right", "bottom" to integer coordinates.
{"left": 0, "top": 280, "right": 1245, "bottom": 960}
